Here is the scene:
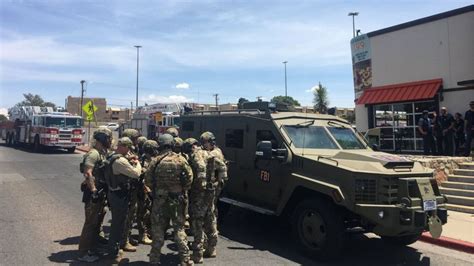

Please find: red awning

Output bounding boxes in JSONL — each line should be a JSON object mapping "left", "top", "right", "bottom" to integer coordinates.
{"left": 357, "top": 78, "right": 442, "bottom": 105}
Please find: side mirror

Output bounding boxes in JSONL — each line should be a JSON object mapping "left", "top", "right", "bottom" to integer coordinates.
{"left": 372, "top": 144, "right": 379, "bottom": 151}
{"left": 256, "top": 141, "right": 272, "bottom": 160}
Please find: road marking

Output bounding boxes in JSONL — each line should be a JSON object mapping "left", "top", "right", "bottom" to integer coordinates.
{"left": 0, "top": 173, "right": 26, "bottom": 184}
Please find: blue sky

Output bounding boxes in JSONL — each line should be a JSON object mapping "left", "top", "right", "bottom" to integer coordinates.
{"left": 1, "top": 0, "right": 472, "bottom": 115}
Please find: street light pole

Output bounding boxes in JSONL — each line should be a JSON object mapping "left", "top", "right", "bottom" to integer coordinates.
{"left": 348, "top": 12, "right": 359, "bottom": 38}
{"left": 134, "top": 45, "right": 142, "bottom": 110}
{"left": 80, "top": 80, "right": 85, "bottom": 118}
{"left": 283, "top": 61, "right": 288, "bottom": 97}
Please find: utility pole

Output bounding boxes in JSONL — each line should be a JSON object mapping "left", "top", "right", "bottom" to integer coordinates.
{"left": 348, "top": 12, "right": 359, "bottom": 38}
{"left": 130, "top": 101, "right": 133, "bottom": 118}
{"left": 80, "top": 80, "right": 85, "bottom": 118}
{"left": 283, "top": 61, "right": 288, "bottom": 97}
{"left": 134, "top": 45, "right": 142, "bottom": 110}
{"left": 213, "top": 94, "right": 219, "bottom": 110}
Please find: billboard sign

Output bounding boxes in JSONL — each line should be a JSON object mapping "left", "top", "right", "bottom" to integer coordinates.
{"left": 351, "top": 34, "right": 372, "bottom": 99}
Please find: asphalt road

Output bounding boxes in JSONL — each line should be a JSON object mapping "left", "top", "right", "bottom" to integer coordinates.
{"left": 0, "top": 143, "right": 473, "bottom": 266}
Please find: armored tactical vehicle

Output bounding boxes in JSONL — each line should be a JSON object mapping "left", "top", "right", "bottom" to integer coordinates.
{"left": 179, "top": 102, "right": 447, "bottom": 259}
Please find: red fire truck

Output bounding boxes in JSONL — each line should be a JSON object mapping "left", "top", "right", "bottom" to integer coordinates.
{"left": 1, "top": 106, "right": 84, "bottom": 153}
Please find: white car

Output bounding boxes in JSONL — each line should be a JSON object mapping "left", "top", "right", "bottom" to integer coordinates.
{"left": 99, "top": 123, "right": 120, "bottom": 131}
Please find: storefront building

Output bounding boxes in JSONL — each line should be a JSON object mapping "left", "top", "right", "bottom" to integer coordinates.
{"left": 352, "top": 5, "right": 474, "bottom": 153}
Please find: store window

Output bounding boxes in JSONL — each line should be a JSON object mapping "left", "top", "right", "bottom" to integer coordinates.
{"left": 373, "top": 101, "right": 434, "bottom": 152}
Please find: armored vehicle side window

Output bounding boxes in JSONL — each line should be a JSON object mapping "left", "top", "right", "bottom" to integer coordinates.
{"left": 181, "top": 121, "right": 194, "bottom": 132}
{"left": 327, "top": 127, "right": 365, "bottom": 149}
{"left": 256, "top": 130, "right": 278, "bottom": 148}
{"left": 225, "top": 129, "right": 244, "bottom": 148}
{"left": 284, "top": 125, "right": 338, "bottom": 149}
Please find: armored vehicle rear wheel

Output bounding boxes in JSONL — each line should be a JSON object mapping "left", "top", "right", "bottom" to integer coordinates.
{"left": 382, "top": 233, "right": 421, "bottom": 246}
{"left": 292, "top": 199, "right": 344, "bottom": 260}
{"left": 66, "top": 147, "right": 76, "bottom": 153}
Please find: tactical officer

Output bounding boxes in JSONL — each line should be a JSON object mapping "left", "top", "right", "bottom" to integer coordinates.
{"left": 418, "top": 110, "right": 435, "bottom": 155}
{"left": 137, "top": 136, "right": 148, "bottom": 156}
{"left": 174, "top": 137, "right": 184, "bottom": 154}
{"left": 183, "top": 137, "right": 225, "bottom": 263}
{"left": 166, "top": 127, "right": 179, "bottom": 138}
{"left": 199, "top": 131, "right": 227, "bottom": 258}
{"left": 136, "top": 139, "right": 159, "bottom": 245}
{"left": 78, "top": 128, "right": 112, "bottom": 263}
{"left": 145, "top": 134, "right": 194, "bottom": 266}
{"left": 120, "top": 128, "right": 141, "bottom": 251}
{"left": 106, "top": 137, "right": 142, "bottom": 264}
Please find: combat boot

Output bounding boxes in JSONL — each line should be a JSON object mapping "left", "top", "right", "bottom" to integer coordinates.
{"left": 191, "top": 251, "right": 203, "bottom": 264}
{"left": 108, "top": 250, "right": 123, "bottom": 265}
{"left": 122, "top": 241, "right": 137, "bottom": 252}
{"left": 139, "top": 234, "right": 152, "bottom": 245}
{"left": 181, "top": 258, "right": 194, "bottom": 266}
{"left": 203, "top": 247, "right": 216, "bottom": 258}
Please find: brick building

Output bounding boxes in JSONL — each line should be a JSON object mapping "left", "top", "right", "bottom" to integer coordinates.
{"left": 66, "top": 96, "right": 107, "bottom": 121}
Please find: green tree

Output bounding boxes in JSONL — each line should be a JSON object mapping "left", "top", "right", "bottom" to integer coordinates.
{"left": 237, "top": 97, "right": 250, "bottom": 109}
{"left": 271, "top": 95, "right": 300, "bottom": 107}
{"left": 15, "top": 93, "right": 56, "bottom": 109}
{"left": 0, "top": 114, "right": 7, "bottom": 122}
{"left": 313, "top": 82, "right": 329, "bottom": 114}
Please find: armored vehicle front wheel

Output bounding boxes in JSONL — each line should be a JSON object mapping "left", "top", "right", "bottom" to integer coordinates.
{"left": 382, "top": 233, "right": 421, "bottom": 246}
{"left": 292, "top": 199, "right": 344, "bottom": 260}
{"left": 66, "top": 147, "right": 76, "bottom": 153}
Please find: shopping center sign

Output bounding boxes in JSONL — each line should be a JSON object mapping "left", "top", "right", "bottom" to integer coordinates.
{"left": 351, "top": 34, "right": 372, "bottom": 99}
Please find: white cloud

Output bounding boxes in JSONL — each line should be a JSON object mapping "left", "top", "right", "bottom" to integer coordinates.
{"left": 0, "top": 36, "right": 135, "bottom": 71}
{"left": 0, "top": 108, "right": 8, "bottom": 117}
{"left": 175, "top": 82, "right": 190, "bottom": 89}
{"left": 144, "top": 94, "right": 194, "bottom": 103}
{"left": 306, "top": 84, "right": 320, "bottom": 93}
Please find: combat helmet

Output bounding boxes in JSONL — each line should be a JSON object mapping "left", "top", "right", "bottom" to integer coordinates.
{"left": 182, "top": 138, "right": 199, "bottom": 154}
{"left": 165, "top": 127, "right": 179, "bottom": 138}
{"left": 143, "top": 140, "right": 158, "bottom": 155}
{"left": 122, "top": 128, "right": 140, "bottom": 140}
{"left": 158, "top": 133, "right": 175, "bottom": 149}
{"left": 137, "top": 136, "right": 148, "bottom": 148}
{"left": 117, "top": 137, "right": 133, "bottom": 149}
{"left": 93, "top": 128, "right": 112, "bottom": 147}
{"left": 200, "top": 131, "right": 216, "bottom": 144}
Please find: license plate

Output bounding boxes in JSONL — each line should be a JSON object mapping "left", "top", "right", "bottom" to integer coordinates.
{"left": 423, "top": 200, "right": 437, "bottom": 211}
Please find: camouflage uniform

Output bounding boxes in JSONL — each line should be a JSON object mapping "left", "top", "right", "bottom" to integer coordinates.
{"left": 185, "top": 140, "right": 213, "bottom": 263}
{"left": 199, "top": 132, "right": 228, "bottom": 258}
{"left": 145, "top": 134, "right": 194, "bottom": 265}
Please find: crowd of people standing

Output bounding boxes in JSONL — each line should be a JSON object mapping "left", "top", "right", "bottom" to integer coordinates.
{"left": 418, "top": 101, "right": 474, "bottom": 156}
{"left": 77, "top": 126, "right": 227, "bottom": 265}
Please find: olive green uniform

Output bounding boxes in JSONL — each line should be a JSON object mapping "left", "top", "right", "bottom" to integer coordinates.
{"left": 78, "top": 148, "right": 107, "bottom": 254}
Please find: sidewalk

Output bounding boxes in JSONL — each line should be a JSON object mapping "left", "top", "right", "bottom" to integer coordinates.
{"left": 420, "top": 210, "right": 474, "bottom": 253}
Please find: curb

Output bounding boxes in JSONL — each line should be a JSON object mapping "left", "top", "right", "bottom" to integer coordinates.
{"left": 419, "top": 232, "right": 474, "bottom": 254}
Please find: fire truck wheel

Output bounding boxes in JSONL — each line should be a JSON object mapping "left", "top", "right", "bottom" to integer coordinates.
{"left": 33, "top": 135, "right": 42, "bottom": 153}
{"left": 66, "top": 147, "right": 76, "bottom": 153}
